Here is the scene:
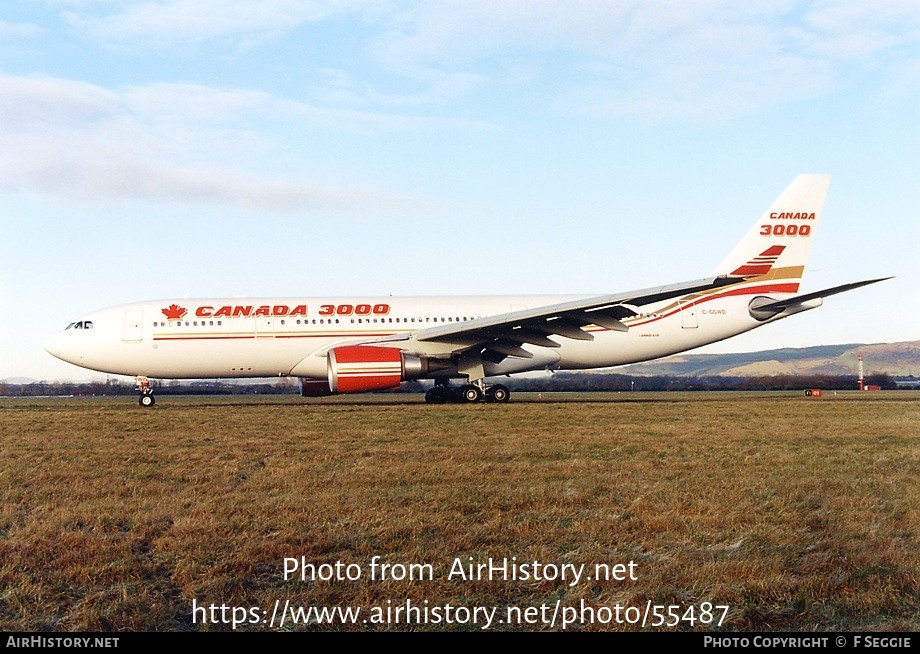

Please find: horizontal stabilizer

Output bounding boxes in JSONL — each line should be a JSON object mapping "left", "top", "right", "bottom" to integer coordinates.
{"left": 749, "top": 277, "right": 892, "bottom": 319}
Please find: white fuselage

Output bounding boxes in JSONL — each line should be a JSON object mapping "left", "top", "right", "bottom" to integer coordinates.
{"left": 43, "top": 288, "right": 809, "bottom": 381}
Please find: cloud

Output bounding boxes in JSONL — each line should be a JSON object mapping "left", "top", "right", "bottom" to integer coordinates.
{"left": 0, "top": 19, "right": 45, "bottom": 39}
{"left": 804, "top": 0, "right": 920, "bottom": 60}
{"left": 3, "top": 154, "right": 410, "bottom": 213}
{"left": 0, "top": 73, "right": 429, "bottom": 213}
{"left": 63, "top": 0, "right": 340, "bottom": 47}
{"left": 50, "top": 1, "right": 919, "bottom": 120}
{"left": 370, "top": 0, "right": 919, "bottom": 119}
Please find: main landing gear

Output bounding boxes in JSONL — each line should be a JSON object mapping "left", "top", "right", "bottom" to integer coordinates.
{"left": 424, "top": 382, "right": 510, "bottom": 404}
{"left": 136, "top": 377, "right": 156, "bottom": 407}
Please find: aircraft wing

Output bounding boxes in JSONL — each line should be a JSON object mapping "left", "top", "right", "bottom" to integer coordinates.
{"left": 366, "top": 275, "right": 739, "bottom": 358}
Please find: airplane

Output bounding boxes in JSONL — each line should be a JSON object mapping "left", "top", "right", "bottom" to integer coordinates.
{"left": 44, "top": 174, "right": 888, "bottom": 407}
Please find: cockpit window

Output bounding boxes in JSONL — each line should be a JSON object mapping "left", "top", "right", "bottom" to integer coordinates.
{"left": 66, "top": 321, "right": 94, "bottom": 330}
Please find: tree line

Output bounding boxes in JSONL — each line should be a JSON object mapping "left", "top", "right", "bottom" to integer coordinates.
{"left": 502, "top": 372, "right": 897, "bottom": 392}
{"left": 0, "top": 372, "right": 898, "bottom": 397}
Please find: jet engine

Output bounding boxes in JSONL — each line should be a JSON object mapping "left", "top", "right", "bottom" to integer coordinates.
{"left": 300, "top": 345, "right": 432, "bottom": 395}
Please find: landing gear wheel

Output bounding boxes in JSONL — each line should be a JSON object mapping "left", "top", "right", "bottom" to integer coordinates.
{"left": 486, "top": 384, "right": 510, "bottom": 403}
{"left": 425, "top": 387, "right": 449, "bottom": 404}
{"left": 459, "top": 384, "right": 483, "bottom": 403}
{"left": 139, "top": 393, "right": 155, "bottom": 408}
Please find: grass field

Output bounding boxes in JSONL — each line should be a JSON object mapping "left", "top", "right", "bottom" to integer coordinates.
{"left": 1, "top": 392, "right": 917, "bottom": 631}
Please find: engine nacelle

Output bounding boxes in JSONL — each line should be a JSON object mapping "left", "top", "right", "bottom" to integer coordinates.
{"left": 321, "top": 345, "right": 429, "bottom": 395}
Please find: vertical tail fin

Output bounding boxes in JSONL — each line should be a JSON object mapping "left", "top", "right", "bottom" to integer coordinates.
{"left": 713, "top": 174, "right": 831, "bottom": 289}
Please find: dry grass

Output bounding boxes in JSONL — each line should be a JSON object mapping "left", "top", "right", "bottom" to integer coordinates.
{"left": 1, "top": 392, "right": 917, "bottom": 631}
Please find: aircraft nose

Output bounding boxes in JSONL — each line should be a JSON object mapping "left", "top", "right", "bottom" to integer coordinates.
{"left": 43, "top": 331, "right": 76, "bottom": 364}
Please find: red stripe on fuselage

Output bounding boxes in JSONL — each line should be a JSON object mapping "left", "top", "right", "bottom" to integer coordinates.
{"left": 152, "top": 332, "right": 396, "bottom": 341}
{"left": 630, "top": 282, "right": 800, "bottom": 327}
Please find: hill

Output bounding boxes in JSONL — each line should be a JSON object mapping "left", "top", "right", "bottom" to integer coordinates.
{"left": 615, "top": 341, "right": 920, "bottom": 378}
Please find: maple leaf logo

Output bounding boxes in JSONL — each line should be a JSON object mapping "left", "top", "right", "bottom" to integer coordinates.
{"left": 161, "top": 304, "right": 187, "bottom": 320}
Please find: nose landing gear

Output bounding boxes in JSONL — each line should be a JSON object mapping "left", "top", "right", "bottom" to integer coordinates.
{"left": 136, "top": 377, "right": 156, "bottom": 407}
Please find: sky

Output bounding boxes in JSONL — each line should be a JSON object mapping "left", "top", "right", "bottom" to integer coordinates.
{"left": 2, "top": 0, "right": 918, "bottom": 382}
